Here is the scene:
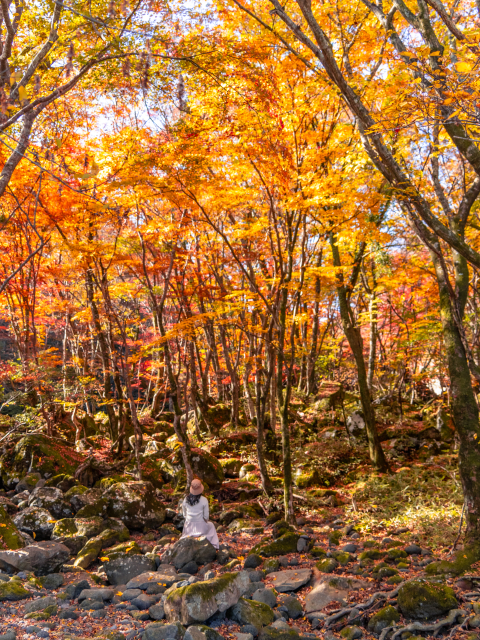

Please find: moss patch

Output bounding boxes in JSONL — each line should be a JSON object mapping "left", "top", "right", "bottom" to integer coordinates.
{"left": 0, "top": 505, "right": 25, "bottom": 550}
{"left": 253, "top": 532, "right": 300, "bottom": 557}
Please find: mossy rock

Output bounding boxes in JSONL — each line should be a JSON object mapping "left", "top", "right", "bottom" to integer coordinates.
{"left": 397, "top": 579, "right": 458, "bottom": 620}
{"left": 229, "top": 519, "right": 264, "bottom": 533}
{"left": 0, "top": 434, "right": 85, "bottom": 486}
{"left": 387, "top": 549, "right": 407, "bottom": 561}
{"left": 272, "top": 520, "right": 293, "bottom": 540}
{"left": 103, "top": 540, "right": 142, "bottom": 561}
{"left": 74, "top": 516, "right": 105, "bottom": 537}
{"left": 13, "top": 506, "right": 55, "bottom": 540}
{"left": 220, "top": 458, "right": 243, "bottom": 477}
{"left": 340, "top": 626, "right": 363, "bottom": 640}
{"left": 74, "top": 537, "right": 103, "bottom": 569}
{"left": 0, "top": 580, "right": 30, "bottom": 600}
{"left": 294, "top": 468, "right": 322, "bottom": 489}
{"left": 259, "top": 628, "right": 300, "bottom": 640}
{"left": 65, "top": 485, "right": 89, "bottom": 500}
{"left": 367, "top": 605, "right": 400, "bottom": 635}
{"left": 139, "top": 457, "right": 167, "bottom": 489}
{"left": 363, "top": 540, "right": 378, "bottom": 548}
{"left": 229, "top": 597, "right": 275, "bottom": 628}
{"left": 377, "top": 567, "right": 398, "bottom": 579}
{"left": 331, "top": 551, "right": 353, "bottom": 565}
{"left": 329, "top": 530, "right": 342, "bottom": 546}
{"left": 0, "top": 505, "right": 25, "bottom": 550}
{"left": 426, "top": 545, "right": 480, "bottom": 576}
{"left": 75, "top": 497, "right": 109, "bottom": 518}
{"left": 52, "top": 518, "right": 78, "bottom": 538}
{"left": 253, "top": 532, "right": 300, "bottom": 557}
{"left": 359, "top": 549, "right": 384, "bottom": 561}
{"left": 203, "top": 404, "right": 231, "bottom": 434}
{"left": 95, "top": 475, "right": 131, "bottom": 490}
{"left": 316, "top": 558, "right": 339, "bottom": 573}
{"left": 387, "top": 575, "right": 403, "bottom": 585}
{"left": 103, "top": 481, "right": 166, "bottom": 529}
{"left": 311, "top": 547, "right": 327, "bottom": 558}
{"left": 25, "top": 603, "right": 58, "bottom": 620}
{"left": 263, "top": 558, "right": 280, "bottom": 574}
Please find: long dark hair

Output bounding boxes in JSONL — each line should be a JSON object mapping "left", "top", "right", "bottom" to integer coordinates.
{"left": 185, "top": 493, "right": 201, "bottom": 506}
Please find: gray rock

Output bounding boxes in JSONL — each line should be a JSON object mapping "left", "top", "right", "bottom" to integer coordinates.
{"left": 305, "top": 576, "right": 368, "bottom": 613}
{"left": 0, "top": 541, "right": 70, "bottom": 575}
{"left": 279, "top": 596, "right": 303, "bottom": 620}
{"left": 184, "top": 625, "right": 225, "bottom": 640}
{"left": 132, "top": 593, "right": 156, "bottom": 610}
{"left": 122, "top": 588, "right": 143, "bottom": 600}
{"left": 58, "top": 608, "right": 79, "bottom": 620}
{"left": 161, "top": 537, "right": 217, "bottom": 570}
{"left": 249, "top": 570, "right": 264, "bottom": 583}
{"left": 165, "top": 571, "right": 250, "bottom": 625}
{"left": 340, "top": 625, "right": 363, "bottom": 640}
{"left": 143, "top": 622, "right": 186, "bottom": 640}
{"left": 24, "top": 596, "right": 56, "bottom": 614}
{"left": 0, "top": 633, "right": 16, "bottom": 640}
{"left": 252, "top": 589, "right": 277, "bottom": 608}
{"left": 296, "top": 537, "right": 312, "bottom": 553}
{"left": 244, "top": 554, "right": 263, "bottom": 569}
{"left": 405, "top": 545, "right": 422, "bottom": 555}
{"left": 64, "top": 579, "right": 89, "bottom": 600}
{"left": 267, "top": 569, "right": 311, "bottom": 593}
{"left": 229, "top": 597, "right": 275, "bottom": 629}
{"left": 127, "top": 571, "right": 177, "bottom": 590}
{"left": 341, "top": 544, "right": 357, "bottom": 553}
{"left": 104, "top": 553, "right": 156, "bottom": 585}
{"left": 259, "top": 625, "right": 300, "bottom": 640}
{"left": 78, "top": 587, "right": 114, "bottom": 602}
{"left": 79, "top": 598, "right": 105, "bottom": 610}
{"left": 103, "top": 481, "right": 166, "bottom": 530}
{"left": 38, "top": 573, "right": 64, "bottom": 590}
{"left": 28, "top": 487, "right": 72, "bottom": 520}
{"left": 13, "top": 507, "right": 55, "bottom": 540}
{"left": 244, "top": 583, "right": 265, "bottom": 598}
{"left": 149, "top": 603, "right": 166, "bottom": 620}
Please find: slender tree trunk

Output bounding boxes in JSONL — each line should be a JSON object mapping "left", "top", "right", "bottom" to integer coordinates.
{"left": 330, "top": 233, "right": 389, "bottom": 472}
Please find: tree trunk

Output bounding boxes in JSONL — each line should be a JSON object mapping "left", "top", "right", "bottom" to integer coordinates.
{"left": 330, "top": 233, "right": 389, "bottom": 472}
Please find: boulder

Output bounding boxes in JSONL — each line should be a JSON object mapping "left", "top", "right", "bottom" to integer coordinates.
{"left": 0, "top": 540, "right": 70, "bottom": 575}
{"left": 162, "top": 449, "right": 224, "bottom": 491}
{"left": 0, "top": 434, "right": 85, "bottom": 487}
{"left": 149, "top": 603, "right": 166, "bottom": 620}
{"left": 0, "top": 580, "right": 30, "bottom": 601}
{"left": 0, "top": 505, "right": 25, "bottom": 550}
{"left": 161, "top": 537, "right": 217, "bottom": 570}
{"left": 253, "top": 533, "right": 300, "bottom": 558}
{"left": 252, "top": 588, "right": 277, "bottom": 608}
{"left": 51, "top": 518, "right": 77, "bottom": 539}
{"left": 0, "top": 497, "right": 19, "bottom": 515}
{"left": 367, "top": 605, "right": 400, "bottom": 635}
{"left": 24, "top": 595, "right": 56, "bottom": 613}
{"left": 103, "top": 481, "right": 166, "bottom": 529}
{"left": 267, "top": 569, "right": 311, "bottom": 593}
{"left": 278, "top": 595, "right": 303, "bottom": 620}
{"left": 13, "top": 507, "right": 55, "bottom": 541}
{"left": 165, "top": 571, "right": 249, "bottom": 625}
{"left": 67, "top": 486, "right": 99, "bottom": 513}
{"left": 38, "top": 573, "right": 64, "bottom": 590}
{"left": 73, "top": 536, "right": 103, "bottom": 569}
{"left": 28, "top": 487, "right": 72, "bottom": 519}
{"left": 259, "top": 627, "right": 300, "bottom": 640}
{"left": 103, "top": 552, "right": 156, "bottom": 585}
{"left": 143, "top": 622, "right": 186, "bottom": 640}
{"left": 78, "top": 587, "right": 114, "bottom": 602}
{"left": 184, "top": 626, "right": 225, "bottom": 640}
{"left": 397, "top": 580, "right": 458, "bottom": 620}
{"left": 73, "top": 516, "right": 106, "bottom": 537}
{"left": 229, "top": 597, "right": 275, "bottom": 629}
{"left": 103, "top": 540, "right": 142, "bottom": 560}
{"left": 305, "top": 576, "right": 368, "bottom": 614}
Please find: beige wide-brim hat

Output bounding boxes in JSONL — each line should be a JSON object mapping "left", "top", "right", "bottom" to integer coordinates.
{"left": 190, "top": 479, "right": 204, "bottom": 495}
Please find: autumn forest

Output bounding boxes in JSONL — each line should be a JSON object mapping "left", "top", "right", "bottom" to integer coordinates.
{"left": 0, "top": 0, "right": 479, "bottom": 637}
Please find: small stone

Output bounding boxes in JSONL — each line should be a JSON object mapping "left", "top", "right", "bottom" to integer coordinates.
{"left": 149, "top": 603, "right": 166, "bottom": 620}
{"left": 267, "top": 569, "right": 311, "bottom": 592}
{"left": 90, "top": 609, "right": 107, "bottom": 618}
{"left": 279, "top": 595, "right": 303, "bottom": 620}
{"left": 131, "top": 593, "right": 155, "bottom": 610}
{"left": 342, "top": 544, "right": 357, "bottom": 553}
{"left": 122, "top": 589, "right": 143, "bottom": 601}
{"left": 241, "top": 624, "right": 259, "bottom": 637}
{"left": 181, "top": 561, "right": 198, "bottom": 575}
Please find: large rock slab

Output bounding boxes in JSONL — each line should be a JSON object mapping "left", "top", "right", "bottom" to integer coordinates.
{"left": 0, "top": 541, "right": 70, "bottom": 575}
{"left": 161, "top": 537, "right": 217, "bottom": 570}
{"left": 126, "top": 572, "right": 177, "bottom": 590}
{"left": 165, "top": 571, "right": 249, "bottom": 625}
{"left": 305, "top": 576, "right": 368, "bottom": 613}
{"left": 103, "top": 481, "right": 166, "bottom": 530}
{"left": 104, "top": 553, "right": 156, "bottom": 585}
{"left": 397, "top": 580, "right": 458, "bottom": 620}
{"left": 268, "top": 569, "right": 311, "bottom": 593}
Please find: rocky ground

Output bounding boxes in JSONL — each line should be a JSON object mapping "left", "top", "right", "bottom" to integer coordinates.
{"left": 0, "top": 395, "right": 472, "bottom": 640}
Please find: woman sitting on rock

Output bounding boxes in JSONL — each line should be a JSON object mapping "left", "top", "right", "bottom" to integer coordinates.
{"left": 180, "top": 478, "right": 219, "bottom": 549}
